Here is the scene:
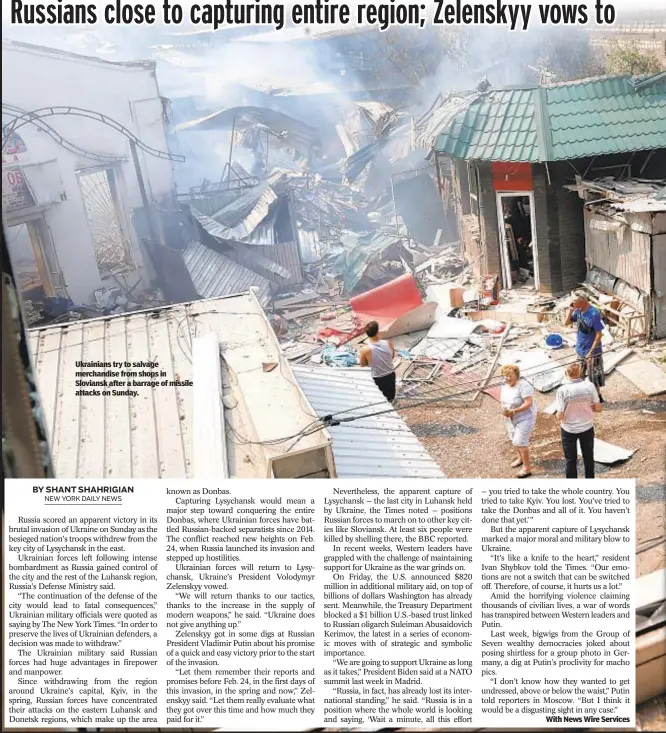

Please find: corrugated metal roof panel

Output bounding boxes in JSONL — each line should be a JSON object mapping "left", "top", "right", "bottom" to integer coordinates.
{"left": 29, "top": 293, "right": 331, "bottom": 479}
{"left": 434, "top": 74, "right": 666, "bottom": 162}
{"left": 297, "top": 229, "right": 322, "bottom": 264}
{"left": 293, "top": 365, "right": 445, "bottom": 478}
{"left": 183, "top": 241, "right": 273, "bottom": 306}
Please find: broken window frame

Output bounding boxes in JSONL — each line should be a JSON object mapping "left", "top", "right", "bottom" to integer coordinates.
{"left": 5, "top": 213, "right": 67, "bottom": 300}
{"left": 77, "top": 164, "right": 137, "bottom": 279}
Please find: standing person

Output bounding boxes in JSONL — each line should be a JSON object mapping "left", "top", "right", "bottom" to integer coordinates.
{"left": 564, "top": 291, "right": 605, "bottom": 403}
{"left": 556, "top": 362, "right": 603, "bottom": 479}
{"left": 499, "top": 364, "right": 537, "bottom": 478}
{"left": 359, "top": 321, "right": 396, "bottom": 402}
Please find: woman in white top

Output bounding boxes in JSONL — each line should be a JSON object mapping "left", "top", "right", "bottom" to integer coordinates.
{"left": 499, "top": 364, "right": 537, "bottom": 478}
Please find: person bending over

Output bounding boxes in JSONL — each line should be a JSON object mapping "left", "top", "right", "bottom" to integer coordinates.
{"left": 359, "top": 321, "right": 396, "bottom": 402}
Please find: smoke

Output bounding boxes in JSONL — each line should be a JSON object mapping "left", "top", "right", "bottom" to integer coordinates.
{"left": 3, "top": 1, "right": 663, "bottom": 191}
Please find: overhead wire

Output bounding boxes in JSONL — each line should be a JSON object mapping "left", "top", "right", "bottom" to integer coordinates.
{"left": 26, "top": 298, "right": 634, "bottom": 449}
{"left": 234, "top": 340, "right": 632, "bottom": 447}
{"left": 299, "top": 339, "right": 631, "bottom": 429}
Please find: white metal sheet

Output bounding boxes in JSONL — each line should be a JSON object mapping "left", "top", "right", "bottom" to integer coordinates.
{"left": 293, "top": 365, "right": 445, "bottom": 479}
{"left": 28, "top": 293, "right": 329, "bottom": 479}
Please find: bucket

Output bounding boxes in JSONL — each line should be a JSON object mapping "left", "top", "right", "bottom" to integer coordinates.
{"left": 545, "top": 333, "right": 563, "bottom": 349}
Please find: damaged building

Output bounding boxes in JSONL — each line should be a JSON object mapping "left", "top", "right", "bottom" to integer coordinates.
{"left": 28, "top": 290, "right": 443, "bottom": 479}
{"left": 427, "top": 73, "right": 666, "bottom": 297}
{"left": 2, "top": 39, "right": 179, "bottom": 312}
{"left": 571, "top": 177, "right": 666, "bottom": 339}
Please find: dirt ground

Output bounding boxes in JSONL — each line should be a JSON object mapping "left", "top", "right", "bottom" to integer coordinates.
{"left": 398, "top": 363, "right": 666, "bottom": 577}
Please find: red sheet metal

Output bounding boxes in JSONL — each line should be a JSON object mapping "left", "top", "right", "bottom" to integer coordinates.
{"left": 350, "top": 273, "right": 424, "bottom": 329}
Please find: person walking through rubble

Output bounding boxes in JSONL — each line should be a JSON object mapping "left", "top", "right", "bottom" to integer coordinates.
{"left": 499, "top": 364, "right": 537, "bottom": 478}
{"left": 565, "top": 291, "right": 605, "bottom": 403}
{"left": 359, "top": 321, "right": 396, "bottom": 402}
{"left": 556, "top": 361, "right": 603, "bottom": 479}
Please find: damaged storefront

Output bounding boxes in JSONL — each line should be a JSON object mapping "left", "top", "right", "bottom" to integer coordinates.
{"left": 2, "top": 39, "right": 179, "bottom": 321}
{"left": 574, "top": 178, "right": 666, "bottom": 340}
{"left": 427, "top": 74, "right": 666, "bottom": 296}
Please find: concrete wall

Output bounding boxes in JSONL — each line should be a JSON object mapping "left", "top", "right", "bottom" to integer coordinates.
{"left": 2, "top": 40, "right": 175, "bottom": 304}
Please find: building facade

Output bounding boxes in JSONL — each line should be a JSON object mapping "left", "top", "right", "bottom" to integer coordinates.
{"left": 431, "top": 74, "right": 666, "bottom": 296}
{"left": 2, "top": 40, "right": 176, "bottom": 305}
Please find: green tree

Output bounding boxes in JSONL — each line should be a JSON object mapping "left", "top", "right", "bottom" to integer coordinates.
{"left": 605, "top": 40, "right": 662, "bottom": 75}
{"left": 535, "top": 30, "right": 605, "bottom": 82}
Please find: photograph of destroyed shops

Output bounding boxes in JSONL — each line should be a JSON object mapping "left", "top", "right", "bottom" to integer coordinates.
{"left": 2, "top": 10, "right": 666, "bottom": 723}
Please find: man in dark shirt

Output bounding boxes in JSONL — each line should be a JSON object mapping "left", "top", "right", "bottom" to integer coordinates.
{"left": 564, "top": 291, "right": 605, "bottom": 403}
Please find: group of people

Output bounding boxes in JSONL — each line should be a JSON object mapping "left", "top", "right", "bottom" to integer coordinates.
{"left": 500, "top": 292, "right": 605, "bottom": 479}
{"left": 359, "top": 291, "right": 606, "bottom": 481}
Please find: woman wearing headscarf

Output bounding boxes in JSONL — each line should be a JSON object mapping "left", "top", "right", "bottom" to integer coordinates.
{"left": 499, "top": 364, "right": 537, "bottom": 478}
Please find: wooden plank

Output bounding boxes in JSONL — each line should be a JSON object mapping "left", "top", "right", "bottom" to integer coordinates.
{"left": 473, "top": 324, "right": 511, "bottom": 401}
{"left": 603, "top": 347, "right": 633, "bottom": 375}
{"left": 165, "top": 311, "right": 195, "bottom": 476}
{"left": 274, "top": 293, "right": 318, "bottom": 309}
{"left": 283, "top": 305, "right": 330, "bottom": 320}
{"left": 192, "top": 332, "right": 228, "bottom": 478}
{"left": 617, "top": 359, "right": 666, "bottom": 396}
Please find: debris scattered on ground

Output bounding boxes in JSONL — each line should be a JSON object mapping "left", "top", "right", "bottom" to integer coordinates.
{"left": 580, "top": 439, "right": 636, "bottom": 465}
{"left": 411, "top": 422, "right": 478, "bottom": 438}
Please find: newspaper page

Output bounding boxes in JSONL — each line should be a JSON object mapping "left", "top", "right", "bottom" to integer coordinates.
{"left": 5, "top": 479, "right": 636, "bottom": 730}
{"left": 2, "top": 1, "right": 666, "bottom": 732}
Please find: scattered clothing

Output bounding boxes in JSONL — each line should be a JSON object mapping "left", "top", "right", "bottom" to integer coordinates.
{"left": 322, "top": 344, "right": 359, "bottom": 368}
{"left": 561, "top": 426, "right": 595, "bottom": 479}
{"left": 572, "top": 306, "right": 604, "bottom": 358}
{"left": 555, "top": 378, "right": 600, "bottom": 434}
{"left": 500, "top": 378, "right": 537, "bottom": 447}
{"left": 373, "top": 371, "right": 396, "bottom": 402}
{"left": 368, "top": 339, "right": 395, "bottom": 379}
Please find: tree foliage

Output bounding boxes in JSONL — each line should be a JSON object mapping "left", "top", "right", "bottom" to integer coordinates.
{"left": 534, "top": 30, "right": 605, "bottom": 82}
{"left": 605, "top": 41, "right": 662, "bottom": 75}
